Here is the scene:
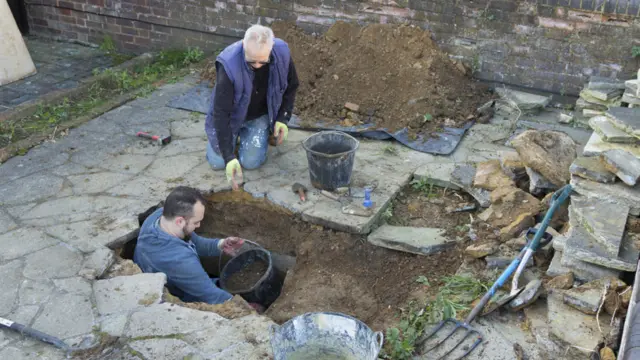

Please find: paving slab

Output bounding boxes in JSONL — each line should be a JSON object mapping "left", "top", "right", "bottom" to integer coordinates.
{"left": 582, "top": 88, "right": 623, "bottom": 101}
{"left": 145, "top": 154, "right": 204, "bottom": 180}
{"left": 564, "top": 222, "right": 638, "bottom": 272}
{"left": 44, "top": 216, "right": 137, "bottom": 253}
{"left": 7, "top": 305, "right": 40, "bottom": 327}
{"left": 606, "top": 107, "right": 640, "bottom": 138}
{"left": 31, "top": 293, "right": 94, "bottom": 339}
{"left": 19, "top": 279, "right": 54, "bottom": 306}
{"left": 589, "top": 116, "right": 639, "bottom": 144}
{"left": 570, "top": 197, "right": 628, "bottom": 257}
{"left": 602, "top": 149, "right": 640, "bottom": 186}
{"left": 0, "top": 173, "right": 64, "bottom": 206}
{"left": 413, "top": 162, "right": 461, "bottom": 190}
{"left": 125, "top": 303, "right": 227, "bottom": 338}
{"left": 68, "top": 172, "right": 133, "bottom": 194}
{"left": 0, "top": 210, "right": 17, "bottom": 234}
{"left": 622, "top": 92, "right": 640, "bottom": 106}
{"left": 587, "top": 76, "right": 626, "bottom": 90}
{"left": 99, "top": 314, "right": 129, "bottom": 337}
{"left": 495, "top": 87, "right": 551, "bottom": 112}
{"left": 0, "top": 150, "right": 68, "bottom": 185}
{"left": 22, "top": 244, "right": 84, "bottom": 280}
{"left": 98, "top": 154, "right": 156, "bottom": 175}
{"left": 80, "top": 247, "right": 115, "bottom": 279}
{"left": 53, "top": 277, "right": 92, "bottom": 296}
{"left": 569, "top": 156, "right": 616, "bottom": 183}
{"left": 156, "top": 137, "right": 208, "bottom": 157}
{"left": 93, "top": 273, "right": 166, "bottom": 316}
{"left": 0, "top": 260, "right": 24, "bottom": 316}
{"left": 549, "top": 251, "right": 621, "bottom": 283}
{"left": 128, "top": 338, "right": 201, "bottom": 360}
{"left": 367, "top": 225, "right": 456, "bottom": 255}
{"left": 171, "top": 118, "right": 207, "bottom": 139}
{"left": 0, "top": 343, "right": 65, "bottom": 360}
{"left": 570, "top": 175, "right": 640, "bottom": 215}
{"left": 450, "top": 164, "right": 491, "bottom": 207}
{"left": 562, "top": 277, "right": 624, "bottom": 315}
{"left": 0, "top": 228, "right": 57, "bottom": 261}
{"left": 184, "top": 314, "right": 273, "bottom": 355}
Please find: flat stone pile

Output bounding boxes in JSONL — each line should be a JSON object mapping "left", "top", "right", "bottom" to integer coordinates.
{"left": 623, "top": 70, "right": 640, "bottom": 108}
{"left": 576, "top": 76, "right": 625, "bottom": 125}
{"left": 548, "top": 107, "right": 640, "bottom": 282}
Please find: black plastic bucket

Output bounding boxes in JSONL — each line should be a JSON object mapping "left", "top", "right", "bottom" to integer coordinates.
{"left": 302, "top": 131, "right": 359, "bottom": 191}
{"left": 219, "top": 248, "right": 281, "bottom": 307}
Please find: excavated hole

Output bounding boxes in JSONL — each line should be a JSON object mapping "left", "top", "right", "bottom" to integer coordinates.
{"left": 113, "top": 189, "right": 466, "bottom": 329}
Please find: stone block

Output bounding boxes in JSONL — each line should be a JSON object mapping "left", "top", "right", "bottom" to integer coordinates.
{"left": 548, "top": 251, "right": 620, "bottom": 283}
{"left": 413, "top": 163, "right": 461, "bottom": 190}
{"left": 450, "top": 164, "right": 491, "bottom": 207}
{"left": 589, "top": 116, "right": 639, "bottom": 144}
{"left": 570, "top": 197, "right": 628, "bottom": 257}
{"left": 31, "top": 293, "right": 95, "bottom": 339}
{"left": 579, "top": 90, "right": 622, "bottom": 107}
{"left": 511, "top": 130, "right": 577, "bottom": 187}
{"left": 602, "top": 149, "right": 640, "bottom": 186}
{"left": 576, "top": 97, "right": 608, "bottom": 112}
{"left": 583, "top": 132, "right": 640, "bottom": 159}
{"left": 571, "top": 175, "right": 640, "bottom": 215}
{"left": 495, "top": 87, "right": 551, "bottom": 112}
{"left": 564, "top": 222, "right": 637, "bottom": 272}
{"left": 605, "top": 107, "right": 640, "bottom": 138}
{"left": 125, "top": 303, "right": 227, "bottom": 338}
{"left": 93, "top": 273, "right": 166, "bottom": 316}
{"left": 569, "top": 156, "right": 616, "bottom": 183}
{"left": 367, "top": 225, "right": 456, "bottom": 256}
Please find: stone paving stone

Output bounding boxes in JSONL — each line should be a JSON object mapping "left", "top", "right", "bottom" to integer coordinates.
{"left": 19, "top": 279, "right": 54, "bottom": 305}
{"left": 583, "top": 132, "right": 640, "bottom": 158}
{"left": 553, "top": 251, "right": 621, "bottom": 283}
{"left": 271, "top": 144, "right": 309, "bottom": 171}
{"left": 569, "top": 156, "right": 616, "bottom": 183}
{"left": 156, "top": 137, "right": 208, "bottom": 157}
{"left": 171, "top": 118, "right": 206, "bottom": 139}
{"left": 98, "top": 153, "right": 155, "bottom": 175}
{"left": 266, "top": 186, "right": 318, "bottom": 214}
{"left": 0, "top": 343, "right": 65, "bottom": 360}
{"left": 99, "top": 314, "right": 129, "bottom": 337}
{"left": 80, "top": 247, "right": 115, "bottom": 279}
{"left": 185, "top": 314, "right": 273, "bottom": 353}
{"left": 23, "top": 244, "right": 84, "bottom": 280}
{"left": 570, "top": 175, "right": 640, "bottom": 216}
{"left": 564, "top": 223, "right": 637, "bottom": 271}
{"left": 125, "top": 303, "right": 227, "bottom": 338}
{"left": 562, "top": 278, "right": 624, "bottom": 315}
{"left": 570, "top": 198, "right": 628, "bottom": 257}
{"left": 0, "top": 150, "right": 68, "bottom": 185}
{"left": 602, "top": 149, "right": 640, "bottom": 186}
{"left": 7, "top": 305, "right": 40, "bottom": 327}
{"left": 413, "top": 162, "right": 461, "bottom": 190}
{"left": 0, "top": 210, "right": 17, "bottom": 234}
{"left": 495, "top": 88, "right": 551, "bottom": 112}
{"left": 145, "top": 154, "right": 203, "bottom": 180}
{"left": 20, "top": 196, "right": 95, "bottom": 221}
{"left": 68, "top": 172, "right": 133, "bottom": 194}
{"left": 0, "top": 259, "right": 24, "bottom": 316}
{"left": 107, "top": 175, "right": 175, "bottom": 200}
{"left": 31, "top": 293, "right": 94, "bottom": 339}
{"left": 0, "top": 173, "right": 64, "bottom": 205}
{"left": 606, "top": 107, "right": 640, "bottom": 138}
{"left": 588, "top": 76, "right": 626, "bottom": 90}
{"left": 53, "top": 277, "right": 92, "bottom": 295}
{"left": 128, "top": 338, "right": 201, "bottom": 360}
{"left": 50, "top": 162, "right": 102, "bottom": 177}
{"left": 589, "top": 116, "right": 639, "bottom": 144}
{"left": 180, "top": 162, "right": 232, "bottom": 193}
{"left": 367, "top": 225, "right": 456, "bottom": 255}
{"left": 93, "top": 273, "right": 166, "bottom": 315}
{"left": 451, "top": 164, "right": 491, "bottom": 207}
{"left": 0, "top": 228, "right": 57, "bottom": 261}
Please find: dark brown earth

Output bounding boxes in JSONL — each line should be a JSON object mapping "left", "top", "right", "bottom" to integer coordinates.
{"left": 200, "top": 191, "right": 465, "bottom": 330}
{"left": 200, "top": 22, "right": 494, "bottom": 137}
{"left": 224, "top": 260, "right": 269, "bottom": 293}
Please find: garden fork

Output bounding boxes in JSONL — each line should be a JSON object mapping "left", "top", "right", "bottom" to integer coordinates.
{"left": 415, "top": 184, "right": 573, "bottom": 359}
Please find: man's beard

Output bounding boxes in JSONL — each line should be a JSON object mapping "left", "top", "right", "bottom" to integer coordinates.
{"left": 181, "top": 225, "right": 192, "bottom": 241}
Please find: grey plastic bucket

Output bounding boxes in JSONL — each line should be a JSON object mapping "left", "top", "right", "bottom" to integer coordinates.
{"left": 302, "top": 131, "right": 359, "bottom": 191}
{"left": 269, "top": 312, "right": 383, "bottom": 360}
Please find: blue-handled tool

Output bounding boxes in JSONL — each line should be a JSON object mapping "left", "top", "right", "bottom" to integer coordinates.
{"left": 416, "top": 184, "right": 573, "bottom": 359}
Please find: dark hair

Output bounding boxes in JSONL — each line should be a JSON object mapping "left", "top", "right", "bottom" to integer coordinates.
{"left": 163, "top": 186, "right": 206, "bottom": 219}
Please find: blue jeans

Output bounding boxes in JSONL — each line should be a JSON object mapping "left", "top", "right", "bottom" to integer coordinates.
{"left": 206, "top": 114, "right": 270, "bottom": 170}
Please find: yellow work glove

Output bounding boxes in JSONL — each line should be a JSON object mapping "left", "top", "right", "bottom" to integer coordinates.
{"left": 225, "top": 159, "right": 243, "bottom": 190}
{"left": 274, "top": 121, "right": 288, "bottom": 145}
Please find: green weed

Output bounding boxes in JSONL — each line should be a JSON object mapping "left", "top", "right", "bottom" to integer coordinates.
{"left": 422, "top": 113, "right": 433, "bottom": 123}
{"left": 633, "top": 46, "right": 640, "bottom": 58}
{"left": 410, "top": 178, "right": 439, "bottom": 199}
{"left": 416, "top": 276, "right": 430, "bottom": 286}
{"left": 382, "top": 144, "right": 399, "bottom": 156}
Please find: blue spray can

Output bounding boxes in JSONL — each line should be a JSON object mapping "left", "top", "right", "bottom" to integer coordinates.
{"left": 363, "top": 187, "right": 373, "bottom": 208}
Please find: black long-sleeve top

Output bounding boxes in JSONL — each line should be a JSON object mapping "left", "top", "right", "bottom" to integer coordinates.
{"left": 213, "top": 60, "right": 299, "bottom": 164}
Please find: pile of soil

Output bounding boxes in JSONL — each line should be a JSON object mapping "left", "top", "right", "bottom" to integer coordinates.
{"left": 201, "top": 191, "right": 465, "bottom": 330}
{"left": 224, "top": 260, "right": 269, "bottom": 293}
{"left": 270, "top": 21, "right": 494, "bottom": 136}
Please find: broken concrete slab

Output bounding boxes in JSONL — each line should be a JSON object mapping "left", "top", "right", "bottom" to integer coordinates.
{"left": 450, "top": 164, "right": 491, "bottom": 207}
{"left": 606, "top": 107, "right": 640, "bottom": 137}
{"left": 570, "top": 175, "right": 640, "bottom": 216}
{"left": 495, "top": 87, "right": 551, "bottom": 112}
{"left": 413, "top": 163, "right": 461, "bottom": 190}
{"left": 93, "top": 273, "right": 166, "bottom": 315}
{"left": 125, "top": 303, "right": 227, "bottom": 338}
{"left": 80, "top": 247, "right": 115, "bottom": 280}
{"left": 465, "top": 241, "right": 500, "bottom": 258}
{"left": 367, "top": 225, "right": 455, "bottom": 255}
{"left": 583, "top": 131, "right": 640, "bottom": 159}
{"left": 589, "top": 116, "right": 639, "bottom": 144}
{"left": 564, "top": 223, "right": 638, "bottom": 272}
{"left": 509, "top": 279, "right": 543, "bottom": 311}
{"left": 31, "top": 293, "right": 95, "bottom": 339}
{"left": 511, "top": 130, "right": 577, "bottom": 186}
{"left": 602, "top": 149, "right": 640, "bottom": 186}
{"left": 525, "top": 167, "right": 557, "bottom": 195}
{"left": 547, "top": 293, "right": 613, "bottom": 357}
{"left": 570, "top": 197, "right": 628, "bottom": 257}
{"left": 473, "top": 160, "right": 514, "bottom": 190}
{"left": 569, "top": 156, "right": 617, "bottom": 183}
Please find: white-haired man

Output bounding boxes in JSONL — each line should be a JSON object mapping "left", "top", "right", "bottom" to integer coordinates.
{"left": 205, "top": 24, "right": 299, "bottom": 189}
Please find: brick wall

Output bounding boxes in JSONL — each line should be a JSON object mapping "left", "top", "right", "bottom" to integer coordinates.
{"left": 25, "top": 0, "right": 640, "bottom": 95}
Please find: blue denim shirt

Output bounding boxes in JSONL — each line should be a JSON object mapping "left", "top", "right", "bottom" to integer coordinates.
{"left": 133, "top": 208, "right": 233, "bottom": 304}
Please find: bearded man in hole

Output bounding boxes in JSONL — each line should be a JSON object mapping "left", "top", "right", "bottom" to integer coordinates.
{"left": 134, "top": 186, "right": 261, "bottom": 309}
{"left": 205, "top": 24, "right": 299, "bottom": 190}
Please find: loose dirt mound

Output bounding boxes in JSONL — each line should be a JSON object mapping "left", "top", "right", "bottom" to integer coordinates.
{"left": 271, "top": 21, "right": 494, "bottom": 135}
{"left": 201, "top": 191, "right": 465, "bottom": 330}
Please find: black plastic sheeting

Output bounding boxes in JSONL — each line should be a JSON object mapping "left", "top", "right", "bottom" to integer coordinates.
{"left": 167, "top": 81, "right": 472, "bottom": 155}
